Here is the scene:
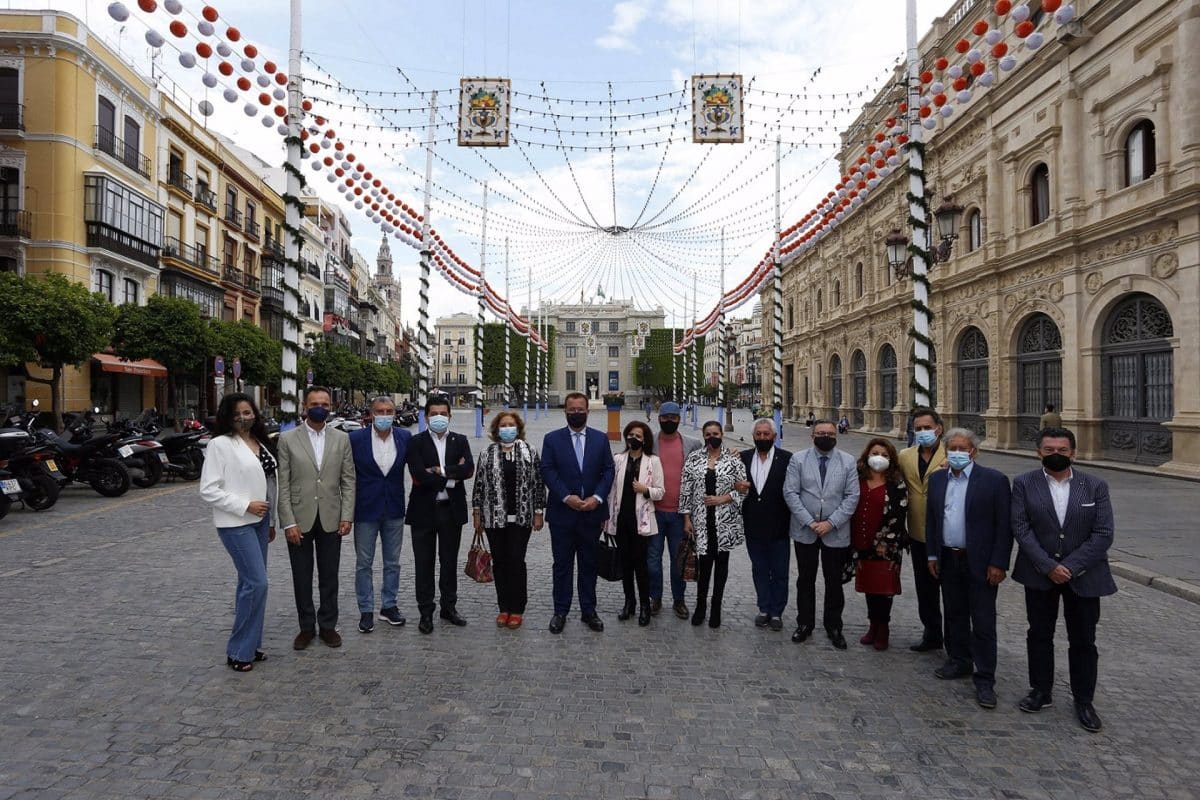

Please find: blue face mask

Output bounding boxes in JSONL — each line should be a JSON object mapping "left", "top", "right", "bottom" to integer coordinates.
{"left": 914, "top": 429, "right": 938, "bottom": 447}
{"left": 428, "top": 414, "right": 450, "bottom": 434}
{"left": 306, "top": 406, "right": 330, "bottom": 423}
{"left": 373, "top": 414, "right": 394, "bottom": 432}
{"left": 946, "top": 451, "right": 973, "bottom": 470}
{"left": 498, "top": 425, "right": 518, "bottom": 443}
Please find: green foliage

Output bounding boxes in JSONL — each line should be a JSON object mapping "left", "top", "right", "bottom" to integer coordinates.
{"left": 631, "top": 328, "right": 705, "bottom": 397}
{"left": 479, "top": 322, "right": 555, "bottom": 391}
{"left": 112, "top": 295, "right": 209, "bottom": 376}
{"left": 308, "top": 336, "right": 362, "bottom": 394}
{"left": 205, "top": 319, "right": 283, "bottom": 387}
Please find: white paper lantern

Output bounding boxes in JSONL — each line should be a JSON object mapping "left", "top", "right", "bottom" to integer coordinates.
{"left": 939, "top": 105, "right": 954, "bottom": 118}
{"left": 1011, "top": 4, "right": 1031, "bottom": 23}
{"left": 320, "top": 138, "right": 331, "bottom": 149}
{"left": 922, "top": 117, "right": 938, "bottom": 130}
{"left": 919, "top": 95, "right": 931, "bottom": 108}
{"left": 244, "top": 103, "right": 258, "bottom": 117}
{"left": 879, "top": 165, "right": 892, "bottom": 177}
{"left": 930, "top": 81, "right": 945, "bottom": 95}
{"left": 198, "top": 100, "right": 214, "bottom": 116}
{"left": 277, "top": 124, "right": 289, "bottom": 136}
{"left": 978, "top": 71, "right": 996, "bottom": 87}
{"left": 887, "top": 155, "right": 900, "bottom": 167}
{"left": 273, "top": 87, "right": 286, "bottom": 101}
{"left": 145, "top": 30, "right": 165, "bottom": 48}
{"left": 217, "top": 42, "right": 232, "bottom": 57}
{"left": 223, "top": 87, "right": 239, "bottom": 103}
{"left": 107, "top": 3, "right": 130, "bottom": 23}
{"left": 240, "top": 59, "right": 256, "bottom": 73}
{"left": 164, "top": 0, "right": 183, "bottom": 12}
{"left": 326, "top": 173, "right": 337, "bottom": 183}
{"left": 1026, "top": 31, "right": 1045, "bottom": 50}
{"left": 868, "top": 178, "right": 879, "bottom": 189}
{"left": 178, "top": 52, "right": 197, "bottom": 68}
{"left": 257, "top": 74, "right": 271, "bottom": 88}
{"left": 261, "top": 116, "right": 274, "bottom": 127}
{"left": 957, "top": 89, "right": 972, "bottom": 103}
{"left": 966, "top": 48, "right": 983, "bottom": 64}
{"left": 202, "top": 72, "right": 218, "bottom": 88}
{"left": 999, "top": 54, "right": 1018, "bottom": 72}
{"left": 948, "top": 65, "right": 963, "bottom": 79}
{"left": 310, "top": 160, "right": 322, "bottom": 171}
{"left": 354, "top": 201, "right": 363, "bottom": 210}
{"left": 1053, "top": 4, "right": 1075, "bottom": 24}
{"left": 198, "top": 20, "right": 215, "bottom": 36}
{"left": 985, "top": 29, "right": 1003, "bottom": 45}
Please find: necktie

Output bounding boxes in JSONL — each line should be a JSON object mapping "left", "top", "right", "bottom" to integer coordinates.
{"left": 574, "top": 431, "right": 585, "bottom": 472}
{"left": 819, "top": 455, "right": 828, "bottom": 486}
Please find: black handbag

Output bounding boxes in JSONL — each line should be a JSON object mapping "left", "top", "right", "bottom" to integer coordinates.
{"left": 596, "top": 533, "right": 622, "bottom": 582}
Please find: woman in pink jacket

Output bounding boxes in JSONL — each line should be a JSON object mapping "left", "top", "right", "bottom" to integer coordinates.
{"left": 606, "top": 421, "right": 665, "bottom": 626}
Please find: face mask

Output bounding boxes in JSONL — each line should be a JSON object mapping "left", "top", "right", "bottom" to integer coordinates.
{"left": 704, "top": 436, "right": 723, "bottom": 450}
{"left": 306, "top": 406, "right": 329, "bottom": 423}
{"left": 373, "top": 415, "right": 393, "bottom": 432}
{"left": 659, "top": 420, "right": 679, "bottom": 435}
{"left": 754, "top": 438, "right": 774, "bottom": 453}
{"left": 813, "top": 435, "right": 837, "bottom": 452}
{"left": 1042, "top": 453, "right": 1071, "bottom": 472}
{"left": 566, "top": 412, "right": 588, "bottom": 430}
{"left": 428, "top": 414, "right": 450, "bottom": 434}
{"left": 625, "top": 436, "right": 643, "bottom": 451}
{"left": 233, "top": 416, "right": 254, "bottom": 432}
{"left": 498, "top": 425, "right": 518, "bottom": 444}
{"left": 867, "top": 454, "right": 890, "bottom": 472}
{"left": 946, "top": 451, "right": 972, "bottom": 470}
{"left": 915, "top": 429, "right": 938, "bottom": 447}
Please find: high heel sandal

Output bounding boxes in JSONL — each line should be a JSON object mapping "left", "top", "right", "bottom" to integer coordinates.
{"left": 226, "top": 657, "right": 254, "bottom": 672}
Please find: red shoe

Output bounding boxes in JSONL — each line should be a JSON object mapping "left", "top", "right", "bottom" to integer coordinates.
{"left": 873, "top": 623, "right": 890, "bottom": 651}
{"left": 860, "top": 622, "right": 877, "bottom": 646}
{"left": 496, "top": 612, "right": 510, "bottom": 627}
{"left": 506, "top": 614, "right": 523, "bottom": 629}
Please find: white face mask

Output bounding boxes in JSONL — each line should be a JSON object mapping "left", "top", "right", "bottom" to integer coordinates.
{"left": 867, "top": 454, "right": 890, "bottom": 473}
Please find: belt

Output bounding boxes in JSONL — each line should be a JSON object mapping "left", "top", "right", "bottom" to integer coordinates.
{"left": 436, "top": 498, "right": 452, "bottom": 507}
{"left": 945, "top": 546, "right": 968, "bottom": 558}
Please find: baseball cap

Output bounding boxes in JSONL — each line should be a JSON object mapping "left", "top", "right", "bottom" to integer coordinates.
{"left": 658, "top": 402, "right": 681, "bottom": 416}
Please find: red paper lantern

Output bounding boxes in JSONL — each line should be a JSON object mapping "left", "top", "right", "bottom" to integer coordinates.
{"left": 301, "top": 99, "right": 313, "bottom": 111}
{"left": 875, "top": 132, "right": 886, "bottom": 142}
{"left": 169, "top": 20, "right": 187, "bottom": 37}
{"left": 955, "top": 38, "right": 970, "bottom": 54}
{"left": 920, "top": 70, "right": 933, "bottom": 84}
{"left": 355, "top": 163, "right": 365, "bottom": 173}
{"left": 334, "top": 168, "right": 344, "bottom": 176}
{"left": 275, "top": 73, "right": 288, "bottom": 85}
{"left": 874, "top": 159, "right": 885, "bottom": 169}
{"left": 218, "top": 61, "right": 234, "bottom": 76}
{"left": 263, "top": 61, "right": 277, "bottom": 74}
{"left": 226, "top": 26, "right": 240, "bottom": 41}
{"left": 334, "top": 142, "right": 344, "bottom": 151}
{"left": 309, "top": 143, "right": 319, "bottom": 153}
{"left": 1015, "top": 20, "right": 1035, "bottom": 37}
{"left": 363, "top": 171, "right": 373, "bottom": 180}
{"left": 953, "top": 77, "right": 968, "bottom": 91}
{"left": 346, "top": 153, "right": 356, "bottom": 163}
{"left": 325, "top": 128, "right": 335, "bottom": 138}
{"left": 354, "top": 187, "right": 363, "bottom": 196}
{"left": 919, "top": 106, "right": 933, "bottom": 118}
{"left": 372, "top": 179, "right": 381, "bottom": 188}
{"left": 897, "top": 134, "right": 909, "bottom": 144}
{"left": 885, "top": 117, "right": 896, "bottom": 128}
{"left": 935, "top": 57, "right": 949, "bottom": 71}
{"left": 970, "top": 61, "right": 986, "bottom": 76}
{"left": 244, "top": 44, "right": 258, "bottom": 58}
{"left": 991, "top": 42, "right": 1008, "bottom": 57}
{"left": 898, "top": 102, "right": 908, "bottom": 113}
{"left": 323, "top": 157, "right": 333, "bottom": 166}
{"left": 258, "top": 92, "right": 271, "bottom": 105}
{"left": 933, "top": 93, "right": 947, "bottom": 107}
{"left": 236, "top": 76, "right": 250, "bottom": 90}
{"left": 866, "top": 144, "right": 876, "bottom": 154}
{"left": 202, "top": 5, "right": 219, "bottom": 22}
{"left": 300, "top": 129, "right": 308, "bottom": 140}
{"left": 1043, "top": 0, "right": 1062, "bottom": 10}
{"left": 973, "top": 20, "right": 990, "bottom": 36}
{"left": 196, "top": 42, "right": 213, "bottom": 58}
{"left": 138, "top": 0, "right": 157, "bottom": 12}
{"left": 994, "top": 0, "right": 1012, "bottom": 14}
{"left": 274, "top": 105, "right": 286, "bottom": 117}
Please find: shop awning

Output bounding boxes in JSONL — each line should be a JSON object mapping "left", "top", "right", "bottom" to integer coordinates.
{"left": 92, "top": 353, "right": 168, "bottom": 378}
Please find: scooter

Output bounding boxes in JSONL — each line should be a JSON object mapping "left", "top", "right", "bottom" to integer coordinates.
{"left": 0, "top": 400, "right": 65, "bottom": 510}
{"left": 129, "top": 409, "right": 205, "bottom": 481}
{"left": 109, "top": 417, "right": 169, "bottom": 488}
{"left": 36, "top": 410, "right": 131, "bottom": 497}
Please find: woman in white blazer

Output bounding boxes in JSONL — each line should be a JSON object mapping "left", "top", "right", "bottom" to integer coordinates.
{"left": 605, "top": 421, "right": 665, "bottom": 626}
{"left": 199, "top": 393, "right": 279, "bottom": 673}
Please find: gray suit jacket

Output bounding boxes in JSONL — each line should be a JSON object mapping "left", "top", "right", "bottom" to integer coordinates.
{"left": 277, "top": 422, "right": 357, "bottom": 532}
{"left": 1011, "top": 468, "right": 1117, "bottom": 597}
{"left": 782, "top": 447, "right": 860, "bottom": 547}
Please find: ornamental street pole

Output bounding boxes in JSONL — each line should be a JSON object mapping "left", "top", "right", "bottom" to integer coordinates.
{"left": 281, "top": 0, "right": 302, "bottom": 418}
{"left": 523, "top": 265, "right": 531, "bottom": 418}
{"left": 415, "top": 90, "right": 438, "bottom": 432}
{"left": 476, "top": 182, "right": 487, "bottom": 438}
{"left": 907, "top": 0, "right": 932, "bottom": 407}
{"left": 773, "top": 134, "right": 784, "bottom": 442}
{"left": 503, "top": 236, "right": 510, "bottom": 409}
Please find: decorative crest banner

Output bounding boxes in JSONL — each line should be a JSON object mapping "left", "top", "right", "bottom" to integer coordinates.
{"left": 458, "top": 78, "right": 511, "bottom": 147}
{"left": 692, "top": 74, "right": 744, "bottom": 144}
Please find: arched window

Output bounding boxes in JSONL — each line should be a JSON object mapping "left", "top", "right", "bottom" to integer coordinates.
{"left": 1125, "top": 120, "right": 1156, "bottom": 186}
{"left": 878, "top": 344, "right": 897, "bottom": 429}
{"left": 833, "top": 280, "right": 841, "bottom": 307}
{"left": 97, "top": 97, "right": 116, "bottom": 154}
{"left": 854, "top": 262, "right": 864, "bottom": 298}
{"left": 1102, "top": 293, "right": 1174, "bottom": 464}
{"left": 966, "top": 209, "right": 982, "bottom": 252}
{"left": 816, "top": 289, "right": 823, "bottom": 314}
{"left": 93, "top": 269, "right": 114, "bottom": 302}
{"left": 1016, "top": 314, "right": 1062, "bottom": 443}
{"left": 786, "top": 300, "right": 794, "bottom": 329}
{"left": 1030, "top": 163, "right": 1051, "bottom": 225}
{"left": 829, "top": 354, "right": 843, "bottom": 409}
{"left": 956, "top": 327, "right": 989, "bottom": 438}
{"left": 851, "top": 350, "right": 866, "bottom": 427}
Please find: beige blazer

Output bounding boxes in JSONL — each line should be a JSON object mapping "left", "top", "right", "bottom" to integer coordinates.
{"left": 897, "top": 443, "right": 945, "bottom": 543}
{"left": 277, "top": 423, "right": 356, "bottom": 532}
{"left": 604, "top": 452, "right": 665, "bottom": 537}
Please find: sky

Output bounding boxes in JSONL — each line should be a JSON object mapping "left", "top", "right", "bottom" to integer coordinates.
{"left": 41, "top": 0, "right": 943, "bottom": 327}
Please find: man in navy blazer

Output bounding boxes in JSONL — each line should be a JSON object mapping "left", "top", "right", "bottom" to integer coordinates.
{"left": 540, "top": 391, "right": 616, "bottom": 634}
{"left": 348, "top": 396, "right": 411, "bottom": 634}
{"left": 1011, "top": 427, "right": 1116, "bottom": 733}
{"left": 925, "top": 428, "right": 1012, "bottom": 710}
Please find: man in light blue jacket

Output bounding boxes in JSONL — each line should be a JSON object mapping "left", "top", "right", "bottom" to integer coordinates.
{"left": 782, "top": 419, "right": 860, "bottom": 649}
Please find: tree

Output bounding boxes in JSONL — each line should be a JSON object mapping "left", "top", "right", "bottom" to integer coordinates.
{"left": 112, "top": 295, "right": 209, "bottom": 419}
{"left": 479, "top": 322, "right": 555, "bottom": 400}
{"left": 307, "top": 336, "right": 362, "bottom": 399}
{"left": 631, "top": 328, "right": 705, "bottom": 400}
{"left": 0, "top": 272, "right": 117, "bottom": 415}
{"left": 206, "top": 319, "right": 283, "bottom": 388}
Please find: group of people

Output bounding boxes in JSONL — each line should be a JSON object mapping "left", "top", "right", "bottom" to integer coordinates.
{"left": 200, "top": 391, "right": 1116, "bottom": 733}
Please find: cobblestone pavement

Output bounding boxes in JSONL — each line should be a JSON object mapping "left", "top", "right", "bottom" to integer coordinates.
{"left": 0, "top": 409, "right": 1196, "bottom": 799}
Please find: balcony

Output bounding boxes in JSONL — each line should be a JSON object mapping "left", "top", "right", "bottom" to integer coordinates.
{"left": 261, "top": 282, "right": 285, "bottom": 307}
{"left": 86, "top": 221, "right": 159, "bottom": 268}
{"left": 0, "top": 102, "right": 24, "bottom": 132}
{"left": 224, "top": 204, "right": 242, "bottom": 228}
{"left": 166, "top": 166, "right": 193, "bottom": 196}
{"left": 194, "top": 184, "right": 217, "bottom": 212}
{"left": 94, "top": 126, "right": 151, "bottom": 178}
{"left": 223, "top": 264, "right": 244, "bottom": 286}
{"left": 303, "top": 258, "right": 321, "bottom": 278}
{"left": 265, "top": 236, "right": 284, "bottom": 257}
{"left": 0, "top": 209, "right": 31, "bottom": 239}
{"left": 245, "top": 218, "right": 261, "bottom": 241}
{"left": 161, "top": 235, "right": 219, "bottom": 275}
{"left": 242, "top": 272, "right": 261, "bottom": 294}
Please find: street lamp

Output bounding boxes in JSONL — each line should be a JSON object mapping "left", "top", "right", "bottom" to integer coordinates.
{"left": 886, "top": 194, "right": 964, "bottom": 278}
{"left": 885, "top": 228, "right": 910, "bottom": 277}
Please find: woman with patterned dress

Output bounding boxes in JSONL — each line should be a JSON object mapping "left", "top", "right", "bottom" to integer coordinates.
{"left": 680, "top": 421, "right": 747, "bottom": 628}
{"left": 605, "top": 421, "right": 665, "bottom": 626}
{"left": 471, "top": 411, "right": 546, "bottom": 629}
{"left": 850, "top": 437, "right": 909, "bottom": 651}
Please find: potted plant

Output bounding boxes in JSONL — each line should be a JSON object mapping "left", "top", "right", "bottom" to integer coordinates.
{"left": 602, "top": 391, "right": 625, "bottom": 409}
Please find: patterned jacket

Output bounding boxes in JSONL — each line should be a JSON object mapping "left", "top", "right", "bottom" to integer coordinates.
{"left": 679, "top": 449, "right": 747, "bottom": 555}
{"left": 471, "top": 440, "right": 546, "bottom": 530}
{"left": 854, "top": 478, "right": 909, "bottom": 564}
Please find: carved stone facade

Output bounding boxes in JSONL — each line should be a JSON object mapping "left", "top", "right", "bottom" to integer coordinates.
{"left": 769, "top": 0, "right": 1200, "bottom": 476}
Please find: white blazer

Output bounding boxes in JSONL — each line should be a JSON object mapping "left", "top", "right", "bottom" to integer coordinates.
{"left": 200, "top": 434, "right": 278, "bottom": 529}
{"left": 605, "top": 452, "right": 666, "bottom": 537}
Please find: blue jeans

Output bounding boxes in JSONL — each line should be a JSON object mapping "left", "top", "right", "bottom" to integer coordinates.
{"left": 217, "top": 519, "right": 270, "bottom": 662}
{"left": 745, "top": 537, "right": 791, "bottom": 617}
{"left": 354, "top": 517, "right": 405, "bottom": 613}
{"left": 649, "top": 511, "right": 687, "bottom": 604}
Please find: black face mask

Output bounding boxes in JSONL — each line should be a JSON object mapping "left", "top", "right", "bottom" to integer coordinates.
{"left": 1042, "top": 453, "right": 1071, "bottom": 472}
{"left": 704, "top": 436, "right": 723, "bottom": 450}
{"left": 566, "top": 412, "right": 588, "bottom": 430}
{"left": 625, "top": 436, "right": 643, "bottom": 451}
{"left": 659, "top": 420, "right": 679, "bottom": 435}
{"left": 813, "top": 436, "right": 837, "bottom": 452}
{"left": 754, "top": 438, "right": 774, "bottom": 453}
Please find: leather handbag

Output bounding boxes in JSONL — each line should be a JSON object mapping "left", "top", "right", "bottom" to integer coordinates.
{"left": 678, "top": 536, "right": 698, "bottom": 582}
{"left": 596, "top": 533, "right": 622, "bottom": 582}
{"left": 464, "top": 530, "right": 494, "bottom": 583}
{"left": 855, "top": 558, "right": 902, "bottom": 595}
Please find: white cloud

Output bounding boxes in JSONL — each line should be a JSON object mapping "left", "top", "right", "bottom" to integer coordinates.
{"left": 596, "top": 0, "right": 653, "bottom": 50}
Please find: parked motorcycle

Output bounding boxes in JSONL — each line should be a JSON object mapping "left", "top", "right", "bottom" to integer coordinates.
{"left": 0, "top": 400, "right": 64, "bottom": 511}
{"left": 128, "top": 409, "right": 205, "bottom": 481}
{"left": 108, "top": 417, "right": 169, "bottom": 488}
{"left": 37, "top": 409, "right": 131, "bottom": 497}
{"left": 0, "top": 466, "right": 25, "bottom": 519}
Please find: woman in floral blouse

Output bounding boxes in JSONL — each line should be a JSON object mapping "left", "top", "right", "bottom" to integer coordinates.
{"left": 680, "top": 421, "right": 747, "bottom": 628}
{"left": 850, "top": 437, "right": 909, "bottom": 650}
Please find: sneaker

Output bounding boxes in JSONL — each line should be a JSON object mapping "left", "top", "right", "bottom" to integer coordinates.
{"left": 768, "top": 617, "right": 783, "bottom": 632}
{"left": 358, "top": 612, "right": 374, "bottom": 634}
{"left": 379, "top": 607, "right": 406, "bottom": 627}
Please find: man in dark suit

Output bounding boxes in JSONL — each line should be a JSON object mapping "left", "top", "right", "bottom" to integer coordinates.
{"left": 348, "top": 395, "right": 411, "bottom": 634}
{"left": 540, "top": 391, "right": 616, "bottom": 634}
{"left": 1012, "top": 427, "right": 1116, "bottom": 733}
{"left": 735, "top": 417, "right": 792, "bottom": 631}
{"left": 926, "top": 427, "right": 1012, "bottom": 710}
{"left": 406, "top": 395, "right": 475, "bottom": 634}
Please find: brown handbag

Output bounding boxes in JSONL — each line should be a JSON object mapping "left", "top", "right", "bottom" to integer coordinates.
{"left": 678, "top": 536, "right": 698, "bottom": 582}
{"left": 464, "top": 530, "right": 494, "bottom": 583}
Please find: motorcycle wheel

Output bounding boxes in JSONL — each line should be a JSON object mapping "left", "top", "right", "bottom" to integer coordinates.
{"left": 90, "top": 458, "right": 131, "bottom": 497}
{"left": 23, "top": 473, "right": 60, "bottom": 511}
{"left": 133, "top": 453, "right": 164, "bottom": 488}
{"left": 181, "top": 450, "right": 203, "bottom": 481}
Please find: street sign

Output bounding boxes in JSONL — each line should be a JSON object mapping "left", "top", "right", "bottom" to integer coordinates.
{"left": 232, "top": 357, "right": 242, "bottom": 380}
{"left": 214, "top": 355, "right": 224, "bottom": 377}
{"left": 306, "top": 369, "right": 314, "bottom": 386}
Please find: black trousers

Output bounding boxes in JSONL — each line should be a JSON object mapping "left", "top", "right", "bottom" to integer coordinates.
{"left": 1024, "top": 584, "right": 1101, "bottom": 703}
{"left": 939, "top": 550, "right": 998, "bottom": 689}
{"left": 617, "top": 528, "right": 650, "bottom": 605}
{"left": 695, "top": 550, "right": 729, "bottom": 608}
{"left": 486, "top": 524, "right": 532, "bottom": 614}
{"left": 287, "top": 516, "right": 341, "bottom": 632}
{"left": 910, "top": 539, "right": 943, "bottom": 641}
{"left": 411, "top": 503, "right": 463, "bottom": 617}
{"left": 865, "top": 594, "right": 893, "bottom": 624}
{"left": 794, "top": 540, "right": 851, "bottom": 633}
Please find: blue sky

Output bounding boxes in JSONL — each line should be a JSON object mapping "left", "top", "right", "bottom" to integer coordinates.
{"left": 55, "top": 0, "right": 942, "bottom": 326}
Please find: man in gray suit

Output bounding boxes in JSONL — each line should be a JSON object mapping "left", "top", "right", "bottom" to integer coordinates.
{"left": 278, "top": 386, "right": 357, "bottom": 650}
{"left": 782, "top": 419, "right": 860, "bottom": 649}
{"left": 1011, "top": 426, "right": 1116, "bottom": 733}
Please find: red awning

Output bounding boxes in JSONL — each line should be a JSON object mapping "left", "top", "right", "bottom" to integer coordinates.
{"left": 92, "top": 353, "right": 168, "bottom": 378}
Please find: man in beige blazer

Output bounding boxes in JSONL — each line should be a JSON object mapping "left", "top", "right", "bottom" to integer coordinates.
{"left": 278, "top": 386, "right": 356, "bottom": 650}
{"left": 897, "top": 406, "right": 947, "bottom": 653}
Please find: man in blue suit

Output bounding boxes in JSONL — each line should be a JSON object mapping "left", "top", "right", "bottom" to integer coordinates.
{"left": 540, "top": 391, "right": 616, "bottom": 634}
{"left": 348, "top": 396, "right": 412, "bottom": 634}
{"left": 926, "top": 428, "right": 1012, "bottom": 710}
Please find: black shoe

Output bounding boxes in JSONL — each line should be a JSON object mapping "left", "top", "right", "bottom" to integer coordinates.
{"left": 358, "top": 612, "right": 374, "bottom": 634}
{"left": 754, "top": 613, "right": 769, "bottom": 628}
{"left": 691, "top": 602, "right": 707, "bottom": 627}
{"left": 909, "top": 634, "right": 944, "bottom": 652}
{"left": 791, "top": 625, "right": 813, "bottom": 643}
{"left": 618, "top": 599, "right": 636, "bottom": 621}
{"left": 549, "top": 614, "right": 566, "bottom": 634}
{"left": 1075, "top": 702, "right": 1102, "bottom": 732}
{"left": 976, "top": 685, "right": 998, "bottom": 709}
{"left": 1018, "top": 689, "right": 1054, "bottom": 713}
{"left": 828, "top": 629, "right": 848, "bottom": 650}
{"left": 637, "top": 604, "right": 651, "bottom": 626}
{"left": 582, "top": 614, "right": 605, "bottom": 632}
{"left": 768, "top": 616, "right": 783, "bottom": 632}
{"left": 673, "top": 601, "right": 689, "bottom": 619}
{"left": 418, "top": 614, "right": 434, "bottom": 634}
{"left": 934, "top": 660, "right": 972, "bottom": 680}
{"left": 379, "top": 607, "right": 406, "bottom": 626}
{"left": 650, "top": 599, "right": 662, "bottom": 616}
{"left": 439, "top": 608, "right": 467, "bottom": 627}
{"left": 708, "top": 602, "right": 722, "bottom": 629}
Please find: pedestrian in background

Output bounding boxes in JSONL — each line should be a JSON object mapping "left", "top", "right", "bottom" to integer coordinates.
{"left": 850, "top": 438, "right": 908, "bottom": 651}
{"left": 1039, "top": 404, "right": 1062, "bottom": 430}
{"left": 606, "top": 420, "right": 664, "bottom": 626}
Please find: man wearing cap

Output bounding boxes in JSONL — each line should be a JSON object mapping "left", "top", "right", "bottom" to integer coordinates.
{"left": 649, "top": 401, "right": 703, "bottom": 618}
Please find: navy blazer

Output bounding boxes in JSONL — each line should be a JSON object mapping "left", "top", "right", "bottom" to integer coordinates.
{"left": 406, "top": 429, "right": 475, "bottom": 526}
{"left": 540, "top": 425, "right": 616, "bottom": 528}
{"left": 740, "top": 447, "right": 793, "bottom": 540}
{"left": 348, "top": 427, "right": 411, "bottom": 523}
{"left": 925, "top": 462, "right": 1013, "bottom": 582}
{"left": 1011, "top": 468, "right": 1117, "bottom": 597}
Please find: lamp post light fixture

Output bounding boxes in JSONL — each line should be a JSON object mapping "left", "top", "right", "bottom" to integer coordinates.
{"left": 886, "top": 194, "right": 964, "bottom": 279}
{"left": 885, "top": 228, "right": 910, "bottom": 278}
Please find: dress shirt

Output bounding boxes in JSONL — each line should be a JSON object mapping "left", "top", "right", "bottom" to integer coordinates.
{"left": 751, "top": 449, "right": 774, "bottom": 495}
{"left": 305, "top": 421, "right": 326, "bottom": 470}
{"left": 432, "top": 430, "right": 454, "bottom": 501}
{"left": 937, "top": 460, "right": 974, "bottom": 553}
{"left": 1044, "top": 467, "right": 1073, "bottom": 526}
{"left": 570, "top": 427, "right": 604, "bottom": 503}
{"left": 371, "top": 429, "right": 396, "bottom": 476}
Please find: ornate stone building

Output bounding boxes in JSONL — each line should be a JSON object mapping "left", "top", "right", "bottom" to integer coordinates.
{"left": 769, "top": 0, "right": 1199, "bottom": 475}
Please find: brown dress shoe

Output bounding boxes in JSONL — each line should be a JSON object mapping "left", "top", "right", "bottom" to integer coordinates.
{"left": 318, "top": 628, "right": 342, "bottom": 648}
{"left": 293, "top": 630, "right": 315, "bottom": 650}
